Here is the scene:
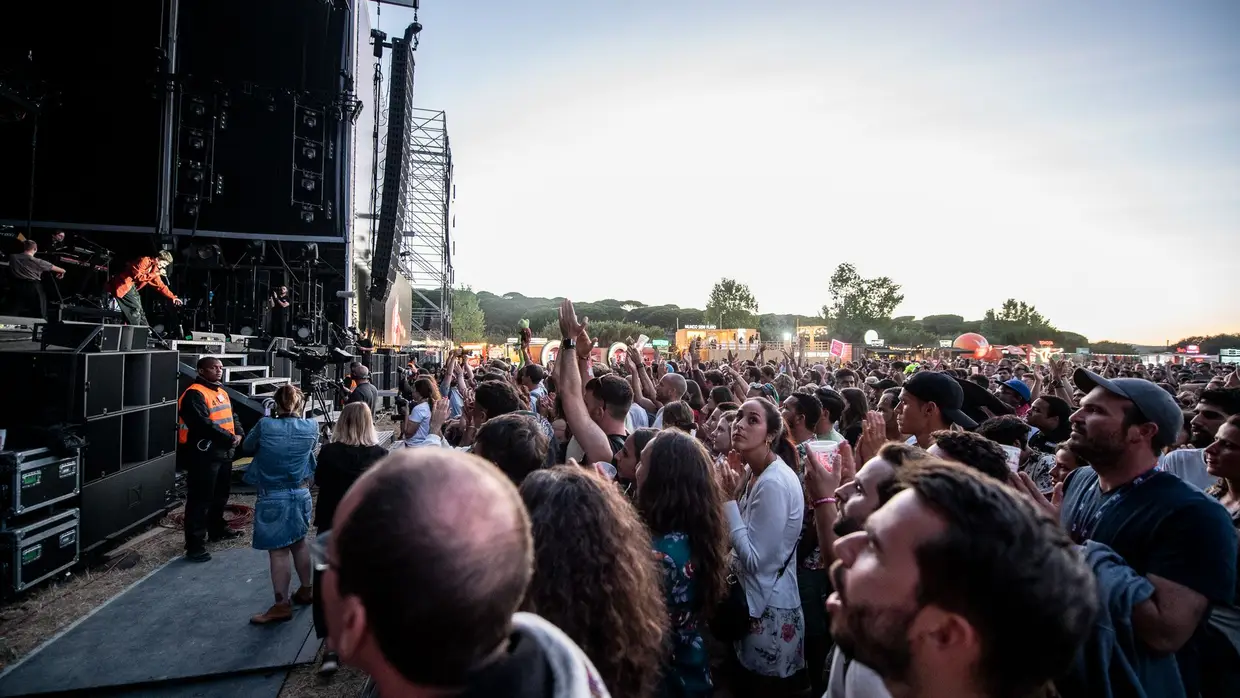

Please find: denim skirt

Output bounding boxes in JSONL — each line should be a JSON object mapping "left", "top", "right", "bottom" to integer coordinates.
{"left": 252, "top": 488, "right": 312, "bottom": 550}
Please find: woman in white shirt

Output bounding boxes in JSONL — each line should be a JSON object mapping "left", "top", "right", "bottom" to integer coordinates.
{"left": 719, "top": 398, "right": 807, "bottom": 692}
{"left": 402, "top": 377, "right": 440, "bottom": 447}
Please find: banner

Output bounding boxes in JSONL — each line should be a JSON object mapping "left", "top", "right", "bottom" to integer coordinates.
{"left": 830, "top": 339, "right": 845, "bottom": 357}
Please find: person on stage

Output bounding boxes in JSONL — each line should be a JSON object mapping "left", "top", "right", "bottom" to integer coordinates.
{"left": 106, "top": 250, "right": 183, "bottom": 326}
{"left": 268, "top": 285, "right": 291, "bottom": 337}
{"left": 177, "top": 357, "right": 245, "bottom": 562}
{"left": 3, "top": 240, "right": 65, "bottom": 319}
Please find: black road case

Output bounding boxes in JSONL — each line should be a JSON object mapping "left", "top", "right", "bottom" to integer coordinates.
{"left": 0, "top": 508, "right": 80, "bottom": 594}
{"left": 0, "top": 448, "right": 80, "bottom": 518}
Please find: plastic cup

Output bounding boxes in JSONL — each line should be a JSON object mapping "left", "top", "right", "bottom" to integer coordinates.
{"left": 805, "top": 440, "right": 841, "bottom": 474}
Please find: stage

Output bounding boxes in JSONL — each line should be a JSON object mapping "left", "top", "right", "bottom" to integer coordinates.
{"left": 0, "top": 547, "right": 321, "bottom": 697}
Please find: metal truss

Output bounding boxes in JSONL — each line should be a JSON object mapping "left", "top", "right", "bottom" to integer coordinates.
{"left": 394, "top": 107, "right": 453, "bottom": 339}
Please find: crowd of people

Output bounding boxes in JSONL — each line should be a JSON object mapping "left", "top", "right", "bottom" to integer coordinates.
{"left": 183, "top": 298, "right": 1240, "bottom": 698}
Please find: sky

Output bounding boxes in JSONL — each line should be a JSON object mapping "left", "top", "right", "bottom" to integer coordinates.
{"left": 371, "top": 0, "right": 1240, "bottom": 345}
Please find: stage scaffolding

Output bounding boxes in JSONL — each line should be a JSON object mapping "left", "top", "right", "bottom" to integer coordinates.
{"left": 392, "top": 108, "right": 454, "bottom": 340}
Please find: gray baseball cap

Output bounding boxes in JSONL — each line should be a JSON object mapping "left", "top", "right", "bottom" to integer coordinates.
{"left": 1072, "top": 369, "right": 1182, "bottom": 449}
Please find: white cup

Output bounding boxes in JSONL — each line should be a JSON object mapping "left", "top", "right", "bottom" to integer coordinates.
{"left": 805, "top": 440, "right": 841, "bottom": 474}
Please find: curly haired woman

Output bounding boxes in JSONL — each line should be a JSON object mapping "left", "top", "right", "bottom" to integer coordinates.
{"left": 636, "top": 431, "right": 730, "bottom": 698}
{"left": 520, "top": 467, "right": 670, "bottom": 698}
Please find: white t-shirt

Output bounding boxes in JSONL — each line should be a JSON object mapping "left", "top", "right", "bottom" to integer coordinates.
{"left": 404, "top": 401, "right": 433, "bottom": 446}
{"left": 1158, "top": 448, "right": 1218, "bottom": 491}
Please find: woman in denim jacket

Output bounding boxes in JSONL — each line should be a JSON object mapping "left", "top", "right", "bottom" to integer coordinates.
{"left": 243, "top": 384, "right": 319, "bottom": 624}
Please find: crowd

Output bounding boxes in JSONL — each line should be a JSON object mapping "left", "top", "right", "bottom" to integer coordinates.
{"left": 183, "top": 298, "right": 1240, "bottom": 698}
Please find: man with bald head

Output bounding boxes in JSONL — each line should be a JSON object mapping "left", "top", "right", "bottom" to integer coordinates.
{"left": 344, "top": 363, "right": 379, "bottom": 416}
{"left": 321, "top": 449, "right": 609, "bottom": 697}
{"left": 652, "top": 372, "right": 687, "bottom": 429}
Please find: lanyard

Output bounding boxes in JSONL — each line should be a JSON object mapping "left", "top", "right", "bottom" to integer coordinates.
{"left": 1070, "top": 469, "right": 1157, "bottom": 543}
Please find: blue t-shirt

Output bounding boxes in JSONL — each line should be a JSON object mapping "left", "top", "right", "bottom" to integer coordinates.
{"left": 1059, "top": 467, "right": 1238, "bottom": 698}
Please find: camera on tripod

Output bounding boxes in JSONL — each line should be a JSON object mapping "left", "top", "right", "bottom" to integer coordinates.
{"left": 275, "top": 346, "right": 353, "bottom": 374}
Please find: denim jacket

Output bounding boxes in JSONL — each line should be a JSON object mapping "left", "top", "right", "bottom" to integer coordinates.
{"left": 242, "top": 416, "right": 318, "bottom": 491}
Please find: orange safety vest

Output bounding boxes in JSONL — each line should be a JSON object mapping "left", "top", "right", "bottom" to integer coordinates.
{"left": 177, "top": 383, "right": 235, "bottom": 445}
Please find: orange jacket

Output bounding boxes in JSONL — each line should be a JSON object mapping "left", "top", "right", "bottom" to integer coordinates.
{"left": 107, "top": 257, "right": 177, "bottom": 301}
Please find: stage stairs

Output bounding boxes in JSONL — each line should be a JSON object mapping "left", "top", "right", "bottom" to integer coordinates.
{"left": 168, "top": 337, "right": 286, "bottom": 397}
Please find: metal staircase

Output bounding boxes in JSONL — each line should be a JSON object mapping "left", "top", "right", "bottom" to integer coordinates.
{"left": 169, "top": 338, "right": 287, "bottom": 397}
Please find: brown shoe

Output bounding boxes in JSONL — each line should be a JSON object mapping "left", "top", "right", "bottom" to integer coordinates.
{"left": 250, "top": 602, "right": 293, "bottom": 625}
{"left": 292, "top": 585, "right": 313, "bottom": 605}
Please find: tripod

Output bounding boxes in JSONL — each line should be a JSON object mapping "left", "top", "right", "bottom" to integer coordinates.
{"left": 300, "top": 372, "right": 337, "bottom": 439}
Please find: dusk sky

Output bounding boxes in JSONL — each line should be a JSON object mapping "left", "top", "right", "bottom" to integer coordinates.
{"left": 372, "top": 0, "right": 1240, "bottom": 345}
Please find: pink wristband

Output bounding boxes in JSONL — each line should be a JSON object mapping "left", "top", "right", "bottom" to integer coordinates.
{"left": 812, "top": 497, "right": 837, "bottom": 508}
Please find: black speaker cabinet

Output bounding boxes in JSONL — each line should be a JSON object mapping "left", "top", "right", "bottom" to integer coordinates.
{"left": 0, "top": 508, "right": 80, "bottom": 596}
{"left": 0, "top": 351, "right": 125, "bottom": 425}
{"left": 120, "top": 325, "right": 150, "bottom": 351}
{"left": 42, "top": 322, "right": 123, "bottom": 352}
{"left": 149, "top": 351, "right": 179, "bottom": 404}
{"left": 79, "top": 453, "right": 175, "bottom": 551}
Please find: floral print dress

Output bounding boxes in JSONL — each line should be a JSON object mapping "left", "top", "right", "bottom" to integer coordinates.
{"left": 653, "top": 532, "right": 713, "bottom": 698}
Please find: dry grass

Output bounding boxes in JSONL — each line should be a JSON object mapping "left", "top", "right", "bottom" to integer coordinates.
{"left": 0, "top": 491, "right": 367, "bottom": 697}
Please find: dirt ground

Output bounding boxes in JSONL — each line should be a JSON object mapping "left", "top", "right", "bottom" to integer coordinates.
{"left": 0, "top": 492, "right": 367, "bottom": 697}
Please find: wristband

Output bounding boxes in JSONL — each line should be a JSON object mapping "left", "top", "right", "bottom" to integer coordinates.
{"left": 812, "top": 497, "right": 837, "bottom": 508}
{"left": 562, "top": 338, "right": 575, "bottom": 349}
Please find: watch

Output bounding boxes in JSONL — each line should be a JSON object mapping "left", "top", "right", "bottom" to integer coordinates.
{"left": 562, "top": 338, "right": 575, "bottom": 349}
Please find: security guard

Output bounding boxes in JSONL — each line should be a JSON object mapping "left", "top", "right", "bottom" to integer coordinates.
{"left": 178, "top": 356, "right": 244, "bottom": 562}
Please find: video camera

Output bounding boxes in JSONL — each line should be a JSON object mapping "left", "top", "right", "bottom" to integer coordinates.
{"left": 276, "top": 346, "right": 354, "bottom": 374}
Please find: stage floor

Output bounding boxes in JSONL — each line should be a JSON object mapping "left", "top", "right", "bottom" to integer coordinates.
{"left": 0, "top": 548, "right": 320, "bottom": 697}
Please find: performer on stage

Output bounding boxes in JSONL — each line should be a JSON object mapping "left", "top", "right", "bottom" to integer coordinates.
{"left": 106, "top": 250, "right": 183, "bottom": 325}
{"left": 177, "top": 357, "right": 245, "bottom": 562}
{"left": 3, "top": 240, "right": 65, "bottom": 319}
{"left": 268, "top": 285, "right": 291, "bottom": 337}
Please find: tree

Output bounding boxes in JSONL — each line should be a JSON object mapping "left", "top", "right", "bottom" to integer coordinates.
{"left": 980, "top": 299, "right": 1058, "bottom": 345}
{"left": 705, "top": 278, "right": 759, "bottom": 329}
{"left": 451, "top": 286, "right": 487, "bottom": 342}
{"left": 1089, "top": 340, "right": 1138, "bottom": 355}
{"left": 820, "top": 263, "right": 905, "bottom": 342}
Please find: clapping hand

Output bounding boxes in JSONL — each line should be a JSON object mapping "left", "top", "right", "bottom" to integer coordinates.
{"left": 856, "top": 411, "right": 887, "bottom": 466}
{"left": 717, "top": 450, "right": 746, "bottom": 500}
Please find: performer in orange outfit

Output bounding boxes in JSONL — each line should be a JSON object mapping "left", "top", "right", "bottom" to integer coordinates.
{"left": 105, "top": 250, "right": 184, "bottom": 325}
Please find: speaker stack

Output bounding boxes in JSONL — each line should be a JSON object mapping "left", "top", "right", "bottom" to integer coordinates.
{"left": 0, "top": 324, "right": 179, "bottom": 593}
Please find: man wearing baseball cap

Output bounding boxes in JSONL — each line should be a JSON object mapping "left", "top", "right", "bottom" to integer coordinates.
{"left": 997, "top": 377, "right": 1033, "bottom": 417}
{"left": 1058, "top": 368, "right": 1236, "bottom": 698}
{"left": 896, "top": 371, "right": 978, "bottom": 449}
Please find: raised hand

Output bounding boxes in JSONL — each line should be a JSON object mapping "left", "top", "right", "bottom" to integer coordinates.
{"left": 856, "top": 411, "right": 887, "bottom": 466}
{"left": 1225, "top": 368, "right": 1240, "bottom": 389}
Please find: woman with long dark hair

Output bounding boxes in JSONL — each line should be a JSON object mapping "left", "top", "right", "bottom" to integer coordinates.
{"left": 636, "top": 431, "right": 730, "bottom": 697}
{"left": 402, "top": 376, "right": 441, "bottom": 447}
{"left": 520, "top": 467, "right": 670, "bottom": 698}
{"left": 718, "top": 398, "right": 806, "bottom": 692}
{"left": 838, "top": 387, "right": 869, "bottom": 447}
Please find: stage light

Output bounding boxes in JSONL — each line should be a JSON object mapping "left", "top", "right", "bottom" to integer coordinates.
{"left": 266, "top": 95, "right": 276, "bottom": 112}
{"left": 152, "top": 323, "right": 165, "bottom": 334}
{"left": 186, "top": 204, "right": 199, "bottom": 217}
{"left": 190, "top": 136, "right": 204, "bottom": 150}
{"left": 219, "top": 113, "right": 228, "bottom": 130}
{"left": 190, "top": 170, "right": 204, "bottom": 183}
{"left": 296, "top": 325, "right": 311, "bottom": 339}
{"left": 302, "top": 113, "right": 317, "bottom": 129}
{"left": 301, "top": 145, "right": 317, "bottom": 160}
{"left": 300, "top": 210, "right": 315, "bottom": 224}
{"left": 301, "top": 177, "right": 316, "bottom": 191}
{"left": 214, "top": 175, "right": 223, "bottom": 196}
{"left": 190, "top": 101, "right": 205, "bottom": 117}
{"left": 240, "top": 325, "right": 255, "bottom": 336}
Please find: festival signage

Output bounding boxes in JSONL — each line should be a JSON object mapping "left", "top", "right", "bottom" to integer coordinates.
{"left": 1038, "top": 340, "right": 1054, "bottom": 347}
{"left": 651, "top": 339, "right": 669, "bottom": 347}
{"left": 829, "top": 339, "right": 845, "bottom": 357}
{"left": 1222, "top": 348, "right": 1240, "bottom": 365}
{"left": 683, "top": 324, "right": 717, "bottom": 330}
{"left": 938, "top": 339, "right": 952, "bottom": 348}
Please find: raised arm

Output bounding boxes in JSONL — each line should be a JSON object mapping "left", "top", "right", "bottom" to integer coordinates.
{"left": 556, "top": 299, "right": 615, "bottom": 463}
